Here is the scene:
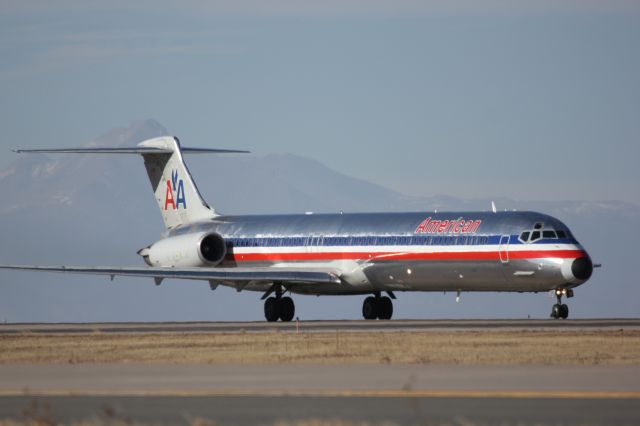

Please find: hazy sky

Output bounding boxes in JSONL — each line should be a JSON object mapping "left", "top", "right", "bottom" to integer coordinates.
{"left": 1, "top": 0, "right": 638, "bottom": 203}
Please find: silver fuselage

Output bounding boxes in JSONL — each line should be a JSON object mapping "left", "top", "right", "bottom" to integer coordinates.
{"left": 165, "top": 210, "right": 591, "bottom": 296}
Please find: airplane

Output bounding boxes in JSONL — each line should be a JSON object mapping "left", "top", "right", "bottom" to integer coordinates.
{"left": 0, "top": 136, "right": 595, "bottom": 321}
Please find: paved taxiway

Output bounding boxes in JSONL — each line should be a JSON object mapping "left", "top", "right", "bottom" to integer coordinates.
{"left": 1, "top": 364, "right": 639, "bottom": 424}
{"left": 1, "top": 320, "right": 639, "bottom": 424}
{"left": 1, "top": 318, "right": 639, "bottom": 334}
{"left": 2, "top": 364, "right": 640, "bottom": 394}
{"left": 2, "top": 395, "right": 639, "bottom": 425}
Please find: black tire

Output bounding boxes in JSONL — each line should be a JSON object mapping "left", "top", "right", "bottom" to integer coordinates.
{"left": 362, "top": 296, "right": 377, "bottom": 320}
{"left": 550, "top": 304, "right": 561, "bottom": 319}
{"left": 377, "top": 296, "right": 393, "bottom": 320}
{"left": 264, "top": 297, "right": 280, "bottom": 322}
{"left": 559, "top": 304, "right": 569, "bottom": 319}
{"left": 279, "top": 297, "right": 295, "bottom": 322}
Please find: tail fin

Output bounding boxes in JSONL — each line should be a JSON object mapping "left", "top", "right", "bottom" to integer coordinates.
{"left": 139, "top": 136, "right": 217, "bottom": 229}
{"left": 13, "top": 136, "right": 249, "bottom": 229}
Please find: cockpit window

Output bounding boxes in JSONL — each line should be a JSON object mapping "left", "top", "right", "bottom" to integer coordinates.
{"left": 520, "top": 223, "right": 571, "bottom": 244}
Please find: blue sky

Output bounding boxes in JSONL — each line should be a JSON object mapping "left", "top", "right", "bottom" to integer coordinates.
{"left": 1, "top": 0, "right": 639, "bottom": 203}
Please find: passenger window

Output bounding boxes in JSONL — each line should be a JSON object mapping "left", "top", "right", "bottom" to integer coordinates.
{"left": 520, "top": 231, "right": 530, "bottom": 242}
{"left": 530, "top": 231, "right": 541, "bottom": 242}
{"left": 543, "top": 230, "right": 556, "bottom": 239}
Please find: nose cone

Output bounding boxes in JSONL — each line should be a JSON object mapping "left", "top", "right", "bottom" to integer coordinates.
{"left": 571, "top": 256, "right": 593, "bottom": 281}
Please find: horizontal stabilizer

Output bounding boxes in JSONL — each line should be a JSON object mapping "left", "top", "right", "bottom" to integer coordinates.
{"left": 0, "top": 265, "right": 342, "bottom": 285}
{"left": 12, "top": 147, "right": 249, "bottom": 154}
{"left": 12, "top": 136, "right": 249, "bottom": 228}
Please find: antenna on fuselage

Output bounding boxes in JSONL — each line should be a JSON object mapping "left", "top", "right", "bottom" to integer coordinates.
{"left": 491, "top": 201, "right": 497, "bottom": 213}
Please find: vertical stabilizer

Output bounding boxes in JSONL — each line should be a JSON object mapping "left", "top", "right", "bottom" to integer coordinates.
{"left": 138, "top": 136, "right": 215, "bottom": 229}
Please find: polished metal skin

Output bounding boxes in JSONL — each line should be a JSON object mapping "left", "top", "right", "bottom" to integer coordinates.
{"left": 165, "top": 210, "right": 592, "bottom": 296}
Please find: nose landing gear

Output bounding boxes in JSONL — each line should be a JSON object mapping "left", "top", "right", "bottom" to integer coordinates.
{"left": 551, "top": 288, "right": 573, "bottom": 319}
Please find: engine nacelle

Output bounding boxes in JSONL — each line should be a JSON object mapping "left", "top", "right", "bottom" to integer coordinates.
{"left": 140, "top": 232, "right": 227, "bottom": 267}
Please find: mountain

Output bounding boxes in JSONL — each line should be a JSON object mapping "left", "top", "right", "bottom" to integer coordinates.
{"left": 0, "top": 119, "right": 637, "bottom": 321}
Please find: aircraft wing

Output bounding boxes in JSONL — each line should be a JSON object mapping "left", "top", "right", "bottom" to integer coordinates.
{"left": 0, "top": 265, "right": 342, "bottom": 286}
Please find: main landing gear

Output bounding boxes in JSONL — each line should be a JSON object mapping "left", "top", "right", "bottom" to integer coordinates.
{"left": 551, "top": 288, "right": 573, "bottom": 319}
{"left": 362, "top": 292, "right": 394, "bottom": 320}
{"left": 263, "top": 283, "right": 295, "bottom": 322}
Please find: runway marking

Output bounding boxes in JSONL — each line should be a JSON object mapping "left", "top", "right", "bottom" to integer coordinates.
{"left": 2, "top": 390, "right": 640, "bottom": 399}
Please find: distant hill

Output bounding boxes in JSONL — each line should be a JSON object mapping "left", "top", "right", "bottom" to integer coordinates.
{"left": 0, "top": 119, "right": 637, "bottom": 321}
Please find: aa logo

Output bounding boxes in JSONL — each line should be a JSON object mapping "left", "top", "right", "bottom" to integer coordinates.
{"left": 164, "top": 170, "right": 187, "bottom": 210}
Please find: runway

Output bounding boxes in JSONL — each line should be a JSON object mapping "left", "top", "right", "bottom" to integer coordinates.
{"left": 2, "top": 318, "right": 639, "bottom": 334}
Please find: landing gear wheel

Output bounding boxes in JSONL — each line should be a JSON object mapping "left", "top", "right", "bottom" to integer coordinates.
{"left": 559, "top": 304, "right": 569, "bottom": 319}
{"left": 362, "top": 296, "right": 377, "bottom": 320}
{"left": 279, "top": 297, "right": 295, "bottom": 322}
{"left": 551, "top": 304, "right": 561, "bottom": 319}
{"left": 551, "top": 289, "right": 571, "bottom": 320}
{"left": 264, "top": 297, "right": 280, "bottom": 322}
{"left": 377, "top": 296, "right": 393, "bottom": 320}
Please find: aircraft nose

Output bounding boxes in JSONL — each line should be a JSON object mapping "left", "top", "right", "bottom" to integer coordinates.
{"left": 571, "top": 256, "right": 593, "bottom": 281}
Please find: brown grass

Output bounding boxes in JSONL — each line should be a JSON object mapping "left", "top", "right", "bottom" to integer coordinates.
{"left": 0, "top": 329, "right": 639, "bottom": 365}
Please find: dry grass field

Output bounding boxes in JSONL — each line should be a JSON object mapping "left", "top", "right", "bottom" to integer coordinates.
{"left": 1, "top": 329, "right": 639, "bottom": 365}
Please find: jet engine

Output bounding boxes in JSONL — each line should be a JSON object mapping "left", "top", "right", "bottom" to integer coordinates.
{"left": 138, "top": 232, "right": 227, "bottom": 267}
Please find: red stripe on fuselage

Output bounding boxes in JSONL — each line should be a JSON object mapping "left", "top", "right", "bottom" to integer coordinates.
{"left": 226, "top": 249, "right": 586, "bottom": 263}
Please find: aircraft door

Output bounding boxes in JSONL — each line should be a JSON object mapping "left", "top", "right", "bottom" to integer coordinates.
{"left": 499, "top": 235, "right": 510, "bottom": 264}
